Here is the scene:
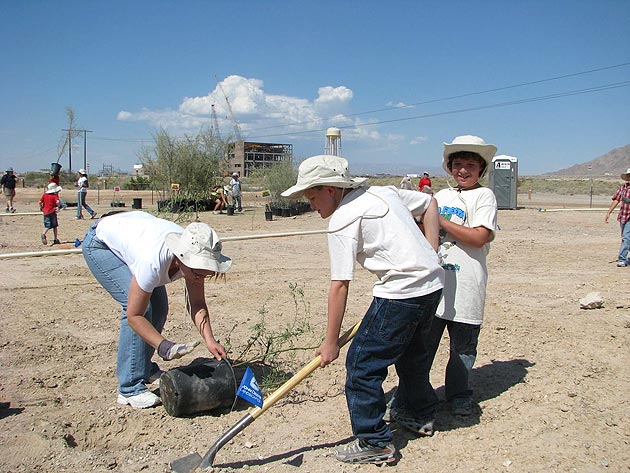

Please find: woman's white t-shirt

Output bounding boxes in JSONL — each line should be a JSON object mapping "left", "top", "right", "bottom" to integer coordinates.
{"left": 95, "top": 211, "right": 184, "bottom": 293}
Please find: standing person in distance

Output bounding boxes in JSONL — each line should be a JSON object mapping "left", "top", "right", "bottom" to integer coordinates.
{"left": 1, "top": 167, "right": 18, "bottom": 213}
{"left": 75, "top": 169, "right": 97, "bottom": 220}
{"left": 82, "top": 212, "right": 232, "bottom": 408}
{"left": 282, "top": 155, "right": 444, "bottom": 465}
{"left": 605, "top": 167, "right": 630, "bottom": 267}
{"left": 230, "top": 172, "right": 243, "bottom": 212}
{"left": 429, "top": 135, "right": 498, "bottom": 416}
{"left": 39, "top": 182, "right": 62, "bottom": 245}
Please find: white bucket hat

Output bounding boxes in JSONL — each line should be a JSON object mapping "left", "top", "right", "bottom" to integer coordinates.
{"left": 78, "top": 168, "right": 87, "bottom": 175}
{"left": 45, "top": 183, "right": 63, "bottom": 194}
{"left": 165, "top": 223, "right": 232, "bottom": 273}
{"left": 443, "top": 135, "right": 497, "bottom": 178}
{"left": 281, "top": 155, "right": 368, "bottom": 199}
{"left": 620, "top": 168, "right": 630, "bottom": 181}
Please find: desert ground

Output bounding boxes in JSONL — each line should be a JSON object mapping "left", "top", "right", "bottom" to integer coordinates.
{"left": 0, "top": 186, "right": 628, "bottom": 473}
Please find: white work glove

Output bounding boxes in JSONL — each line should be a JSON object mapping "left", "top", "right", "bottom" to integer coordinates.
{"left": 157, "top": 340, "right": 200, "bottom": 361}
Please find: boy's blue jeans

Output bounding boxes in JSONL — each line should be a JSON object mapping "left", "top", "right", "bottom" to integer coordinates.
{"left": 426, "top": 316, "right": 481, "bottom": 402}
{"left": 346, "top": 290, "right": 441, "bottom": 447}
{"left": 82, "top": 224, "right": 167, "bottom": 396}
{"left": 618, "top": 220, "right": 630, "bottom": 262}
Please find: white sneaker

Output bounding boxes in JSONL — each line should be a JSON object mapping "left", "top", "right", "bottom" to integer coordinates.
{"left": 117, "top": 391, "right": 162, "bottom": 409}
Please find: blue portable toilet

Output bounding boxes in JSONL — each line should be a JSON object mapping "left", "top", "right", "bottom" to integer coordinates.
{"left": 489, "top": 155, "right": 518, "bottom": 210}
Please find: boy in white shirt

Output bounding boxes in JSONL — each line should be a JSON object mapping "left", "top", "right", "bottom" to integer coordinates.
{"left": 430, "top": 135, "right": 498, "bottom": 416}
{"left": 282, "top": 155, "right": 444, "bottom": 464}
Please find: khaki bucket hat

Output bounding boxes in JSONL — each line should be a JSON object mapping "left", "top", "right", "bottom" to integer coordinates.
{"left": 165, "top": 223, "right": 232, "bottom": 273}
{"left": 281, "top": 155, "right": 367, "bottom": 199}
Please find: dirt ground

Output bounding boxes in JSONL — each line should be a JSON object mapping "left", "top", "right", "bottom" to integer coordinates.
{"left": 0, "top": 187, "right": 628, "bottom": 473}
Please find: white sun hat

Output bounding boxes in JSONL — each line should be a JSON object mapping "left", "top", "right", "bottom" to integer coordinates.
{"left": 281, "top": 155, "right": 368, "bottom": 199}
{"left": 78, "top": 168, "right": 87, "bottom": 175}
{"left": 45, "top": 183, "right": 63, "bottom": 194}
{"left": 442, "top": 135, "right": 497, "bottom": 178}
{"left": 165, "top": 223, "right": 232, "bottom": 273}
{"left": 620, "top": 168, "right": 630, "bottom": 181}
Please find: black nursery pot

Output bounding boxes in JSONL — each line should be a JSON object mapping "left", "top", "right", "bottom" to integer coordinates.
{"left": 160, "top": 358, "right": 236, "bottom": 417}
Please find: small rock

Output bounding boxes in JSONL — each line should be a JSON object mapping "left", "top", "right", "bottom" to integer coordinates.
{"left": 579, "top": 292, "right": 604, "bottom": 309}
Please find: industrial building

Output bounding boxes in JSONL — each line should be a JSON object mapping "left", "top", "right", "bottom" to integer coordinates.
{"left": 227, "top": 141, "right": 293, "bottom": 177}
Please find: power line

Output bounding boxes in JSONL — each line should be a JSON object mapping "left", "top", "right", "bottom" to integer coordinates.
{"left": 22, "top": 61, "right": 627, "bottom": 151}
{"left": 246, "top": 80, "right": 630, "bottom": 140}
{"left": 241, "top": 61, "right": 630, "bottom": 134}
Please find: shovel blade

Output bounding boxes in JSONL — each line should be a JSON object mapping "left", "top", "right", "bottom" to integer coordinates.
{"left": 170, "top": 452, "right": 202, "bottom": 473}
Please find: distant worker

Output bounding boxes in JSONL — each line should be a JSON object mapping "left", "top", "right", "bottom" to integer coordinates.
{"left": 418, "top": 172, "right": 432, "bottom": 193}
{"left": 75, "top": 169, "right": 97, "bottom": 220}
{"left": 210, "top": 184, "right": 227, "bottom": 214}
{"left": 605, "top": 167, "right": 630, "bottom": 267}
{"left": 1, "top": 167, "right": 18, "bottom": 213}
{"left": 399, "top": 175, "right": 414, "bottom": 190}
{"left": 230, "top": 172, "right": 243, "bottom": 212}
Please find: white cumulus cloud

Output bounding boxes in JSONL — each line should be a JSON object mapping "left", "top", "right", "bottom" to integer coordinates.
{"left": 117, "top": 76, "right": 374, "bottom": 142}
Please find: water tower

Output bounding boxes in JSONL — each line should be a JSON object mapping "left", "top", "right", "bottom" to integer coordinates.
{"left": 324, "top": 127, "right": 342, "bottom": 156}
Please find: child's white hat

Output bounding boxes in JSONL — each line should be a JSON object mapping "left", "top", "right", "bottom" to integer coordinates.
{"left": 443, "top": 135, "right": 497, "bottom": 178}
{"left": 281, "top": 155, "right": 367, "bottom": 199}
{"left": 45, "top": 183, "right": 63, "bottom": 194}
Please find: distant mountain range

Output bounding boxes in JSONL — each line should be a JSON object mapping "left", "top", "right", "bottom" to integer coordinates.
{"left": 547, "top": 144, "right": 630, "bottom": 177}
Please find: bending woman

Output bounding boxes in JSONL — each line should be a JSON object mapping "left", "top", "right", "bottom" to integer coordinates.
{"left": 82, "top": 211, "right": 232, "bottom": 408}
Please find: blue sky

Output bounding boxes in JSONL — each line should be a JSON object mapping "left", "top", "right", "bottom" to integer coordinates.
{"left": 1, "top": 0, "right": 629, "bottom": 176}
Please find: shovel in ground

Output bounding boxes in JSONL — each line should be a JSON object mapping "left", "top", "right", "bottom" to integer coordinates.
{"left": 170, "top": 322, "right": 361, "bottom": 472}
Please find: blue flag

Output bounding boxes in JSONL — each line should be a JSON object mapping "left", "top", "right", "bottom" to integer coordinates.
{"left": 236, "top": 366, "right": 263, "bottom": 408}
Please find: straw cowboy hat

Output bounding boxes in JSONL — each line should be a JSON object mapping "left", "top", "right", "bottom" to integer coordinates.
{"left": 45, "top": 183, "right": 63, "bottom": 194}
{"left": 621, "top": 168, "right": 630, "bottom": 181}
{"left": 281, "top": 155, "right": 368, "bottom": 199}
{"left": 165, "top": 223, "right": 232, "bottom": 273}
{"left": 442, "top": 135, "right": 497, "bottom": 178}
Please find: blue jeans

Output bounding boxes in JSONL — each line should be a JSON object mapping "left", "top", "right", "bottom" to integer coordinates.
{"left": 82, "top": 224, "right": 167, "bottom": 396}
{"left": 77, "top": 191, "right": 95, "bottom": 219}
{"left": 618, "top": 220, "right": 630, "bottom": 262}
{"left": 426, "top": 317, "right": 481, "bottom": 401}
{"left": 232, "top": 194, "right": 242, "bottom": 211}
{"left": 346, "top": 290, "right": 441, "bottom": 447}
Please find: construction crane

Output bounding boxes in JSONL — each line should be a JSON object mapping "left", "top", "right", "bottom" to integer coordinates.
{"left": 216, "top": 77, "right": 243, "bottom": 142}
{"left": 210, "top": 104, "right": 221, "bottom": 140}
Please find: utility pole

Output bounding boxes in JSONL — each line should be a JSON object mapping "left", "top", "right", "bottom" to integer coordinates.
{"left": 62, "top": 128, "right": 92, "bottom": 172}
{"left": 82, "top": 129, "right": 93, "bottom": 171}
{"left": 62, "top": 128, "right": 73, "bottom": 172}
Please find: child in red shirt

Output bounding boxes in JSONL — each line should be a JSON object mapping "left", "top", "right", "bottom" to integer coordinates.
{"left": 39, "top": 183, "right": 62, "bottom": 245}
